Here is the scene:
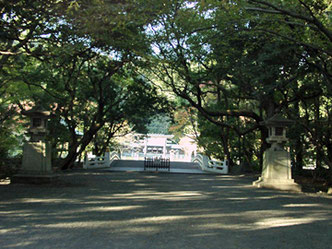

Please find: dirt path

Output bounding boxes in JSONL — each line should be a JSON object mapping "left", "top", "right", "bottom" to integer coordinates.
{"left": 0, "top": 171, "right": 331, "bottom": 249}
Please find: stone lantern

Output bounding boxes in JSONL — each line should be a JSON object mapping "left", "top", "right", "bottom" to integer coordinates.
{"left": 12, "top": 106, "right": 57, "bottom": 184}
{"left": 264, "top": 114, "right": 293, "bottom": 149}
{"left": 253, "top": 114, "right": 301, "bottom": 192}
{"left": 23, "top": 108, "right": 50, "bottom": 142}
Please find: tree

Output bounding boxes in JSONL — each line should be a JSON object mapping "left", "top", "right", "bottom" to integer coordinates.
{"left": 146, "top": 114, "right": 172, "bottom": 134}
{"left": 20, "top": 44, "right": 165, "bottom": 169}
{"left": 145, "top": 0, "right": 331, "bottom": 174}
{"left": 0, "top": 0, "right": 168, "bottom": 169}
{"left": 245, "top": 0, "right": 332, "bottom": 178}
{"left": 0, "top": 0, "right": 66, "bottom": 158}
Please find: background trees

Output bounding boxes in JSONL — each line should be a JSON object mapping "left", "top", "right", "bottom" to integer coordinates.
{"left": 145, "top": 0, "right": 331, "bottom": 177}
{"left": 244, "top": 0, "right": 331, "bottom": 177}
{"left": 0, "top": 0, "right": 167, "bottom": 170}
{"left": 0, "top": 0, "right": 64, "bottom": 161}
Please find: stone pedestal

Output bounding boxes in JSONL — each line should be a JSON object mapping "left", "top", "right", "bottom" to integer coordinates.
{"left": 253, "top": 145, "right": 301, "bottom": 192}
{"left": 12, "top": 141, "right": 57, "bottom": 184}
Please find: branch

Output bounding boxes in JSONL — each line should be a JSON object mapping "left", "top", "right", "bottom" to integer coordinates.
{"left": 0, "top": 51, "right": 21, "bottom": 55}
{"left": 253, "top": 28, "right": 332, "bottom": 56}
{"left": 247, "top": 0, "right": 332, "bottom": 42}
{"left": 245, "top": 7, "right": 281, "bottom": 14}
{"left": 176, "top": 88, "right": 262, "bottom": 136}
{"left": 22, "top": 80, "right": 66, "bottom": 101}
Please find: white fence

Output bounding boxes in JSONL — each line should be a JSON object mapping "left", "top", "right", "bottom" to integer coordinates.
{"left": 83, "top": 151, "right": 120, "bottom": 169}
{"left": 83, "top": 151, "right": 228, "bottom": 174}
{"left": 192, "top": 154, "right": 228, "bottom": 174}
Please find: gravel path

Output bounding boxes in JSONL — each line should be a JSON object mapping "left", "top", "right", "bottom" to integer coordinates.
{"left": 0, "top": 171, "right": 331, "bottom": 249}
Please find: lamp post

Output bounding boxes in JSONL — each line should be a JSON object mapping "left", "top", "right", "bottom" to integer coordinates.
{"left": 23, "top": 108, "right": 50, "bottom": 142}
{"left": 12, "top": 106, "right": 57, "bottom": 184}
{"left": 253, "top": 114, "right": 301, "bottom": 192}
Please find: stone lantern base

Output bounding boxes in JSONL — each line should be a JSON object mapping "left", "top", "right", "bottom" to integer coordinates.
{"left": 253, "top": 145, "right": 301, "bottom": 192}
{"left": 12, "top": 141, "right": 58, "bottom": 184}
{"left": 253, "top": 177, "right": 301, "bottom": 192}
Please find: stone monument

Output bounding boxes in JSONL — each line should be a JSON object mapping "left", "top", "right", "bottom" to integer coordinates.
{"left": 253, "top": 114, "right": 301, "bottom": 192}
{"left": 12, "top": 107, "right": 57, "bottom": 184}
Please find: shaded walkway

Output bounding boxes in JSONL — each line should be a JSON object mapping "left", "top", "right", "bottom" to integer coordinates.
{"left": 0, "top": 171, "right": 331, "bottom": 249}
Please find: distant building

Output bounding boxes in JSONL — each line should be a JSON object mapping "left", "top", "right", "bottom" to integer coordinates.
{"left": 118, "top": 133, "right": 197, "bottom": 161}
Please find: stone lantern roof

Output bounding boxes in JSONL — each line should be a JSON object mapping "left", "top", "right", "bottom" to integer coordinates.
{"left": 21, "top": 106, "right": 51, "bottom": 117}
{"left": 21, "top": 105, "right": 51, "bottom": 142}
{"left": 260, "top": 114, "right": 294, "bottom": 127}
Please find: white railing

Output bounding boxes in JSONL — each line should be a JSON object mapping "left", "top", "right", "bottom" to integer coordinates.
{"left": 192, "top": 154, "right": 228, "bottom": 174}
{"left": 83, "top": 151, "right": 120, "bottom": 169}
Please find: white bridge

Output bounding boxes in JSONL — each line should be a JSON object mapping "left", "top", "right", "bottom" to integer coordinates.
{"left": 83, "top": 151, "right": 228, "bottom": 174}
{"left": 83, "top": 151, "right": 121, "bottom": 169}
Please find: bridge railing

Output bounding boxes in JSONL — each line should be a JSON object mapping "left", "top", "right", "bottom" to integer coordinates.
{"left": 192, "top": 154, "right": 228, "bottom": 174}
{"left": 83, "top": 151, "right": 120, "bottom": 169}
{"left": 144, "top": 157, "right": 170, "bottom": 171}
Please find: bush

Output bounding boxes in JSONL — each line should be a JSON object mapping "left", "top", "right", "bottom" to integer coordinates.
{"left": 0, "top": 157, "right": 22, "bottom": 180}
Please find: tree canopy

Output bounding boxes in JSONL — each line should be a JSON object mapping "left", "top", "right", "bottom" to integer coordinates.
{"left": 145, "top": 0, "right": 331, "bottom": 174}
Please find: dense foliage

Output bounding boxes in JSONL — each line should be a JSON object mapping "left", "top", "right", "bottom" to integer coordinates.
{"left": 145, "top": 0, "right": 331, "bottom": 178}
{"left": 0, "top": 0, "right": 166, "bottom": 169}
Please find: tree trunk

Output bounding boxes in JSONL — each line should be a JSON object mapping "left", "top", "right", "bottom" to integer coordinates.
{"left": 221, "top": 131, "right": 233, "bottom": 170}
{"left": 259, "top": 96, "right": 276, "bottom": 170}
{"left": 99, "top": 132, "right": 113, "bottom": 156}
{"left": 61, "top": 126, "right": 102, "bottom": 170}
{"left": 242, "top": 136, "right": 254, "bottom": 172}
{"left": 294, "top": 140, "right": 304, "bottom": 174}
{"left": 259, "top": 126, "right": 269, "bottom": 171}
{"left": 61, "top": 143, "right": 80, "bottom": 170}
{"left": 327, "top": 143, "right": 332, "bottom": 185}
{"left": 293, "top": 96, "right": 303, "bottom": 174}
{"left": 314, "top": 97, "right": 322, "bottom": 170}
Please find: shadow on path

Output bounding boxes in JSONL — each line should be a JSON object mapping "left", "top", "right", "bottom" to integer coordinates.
{"left": 0, "top": 171, "right": 331, "bottom": 249}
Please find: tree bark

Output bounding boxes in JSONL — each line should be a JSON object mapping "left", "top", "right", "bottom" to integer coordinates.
{"left": 221, "top": 131, "right": 233, "bottom": 170}
{"left": 61, "top": 125, "right": 102, "bottom": 170}
{"left": 294, "top": 97, "right": 304, "bottom": 174}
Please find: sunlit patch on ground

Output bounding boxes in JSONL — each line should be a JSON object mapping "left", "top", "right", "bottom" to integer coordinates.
{"left": 254, "top": 217, "right": 325, "bottom": 229}
{"left": 0, "top": 172, "right": 331, "bottom": 249}
{"left": 0, "top": 178, "right": 10, "bottom": 185}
